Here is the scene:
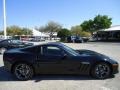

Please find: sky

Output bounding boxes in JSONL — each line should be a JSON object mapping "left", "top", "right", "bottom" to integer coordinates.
{"left": 0, "top": 0, "right": 120, "bottom": 30}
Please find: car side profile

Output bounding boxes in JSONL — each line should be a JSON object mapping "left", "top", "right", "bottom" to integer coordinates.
{"left": 3, "top": 43, "right": 119, "bottom": 80}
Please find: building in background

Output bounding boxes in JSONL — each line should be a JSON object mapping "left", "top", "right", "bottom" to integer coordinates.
{"left": 20, "top": 29, "right": 59, "bottom": 41}
{"left": 0, "top": 28, "right": 59, "bottom": 41}
{"left": 93, "top": 25, "right": 120, "bottom": 41}
{"left": 0, "top": 35, "right": 12, "bottom": 40}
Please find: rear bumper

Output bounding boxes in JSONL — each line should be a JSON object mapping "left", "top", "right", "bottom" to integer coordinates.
{"left": 3, "top": 60, "right": 12, "bottom": 72}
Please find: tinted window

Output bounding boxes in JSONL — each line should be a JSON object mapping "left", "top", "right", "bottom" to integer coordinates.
{"left": 43, "top": 46, "right": 63, "bottom": 56}
{"left": 22, "top": 46, "right": 39, "bottom": 53}
{"left": 62, "top": 45, "right": 80, "bottom": 56}
{"left": 11, "top": 40, "right": 23, "bottom": 44}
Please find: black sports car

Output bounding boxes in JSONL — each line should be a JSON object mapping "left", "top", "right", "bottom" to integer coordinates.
{"left": 0, "top": 39, "right": 33, "bottom": 54}
{"left": 3, "top": 42, "right": 119, "bottom": 80}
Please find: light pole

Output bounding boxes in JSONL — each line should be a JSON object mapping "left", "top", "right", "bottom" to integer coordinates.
{"left": 3, "top": 0, "right": 7, "bottom": 39}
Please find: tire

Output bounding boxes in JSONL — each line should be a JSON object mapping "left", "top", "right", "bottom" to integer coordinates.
{"left": 13, "top": 63, "right": 34, "bottom": 80}
{"left": 0, "top": 48, "right": 6, "bottom": 54}
{"left": 91, "top": 62, "right": 111, "bottom": 79}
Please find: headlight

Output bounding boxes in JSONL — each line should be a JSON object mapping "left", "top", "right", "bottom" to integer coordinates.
{"left": 109, "top": 57, "right": 115, "bottom": 60}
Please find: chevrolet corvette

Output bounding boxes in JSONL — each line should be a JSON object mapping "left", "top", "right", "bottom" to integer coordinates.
{"left": 3, "top": 43, "right": 119, "bottom": 80}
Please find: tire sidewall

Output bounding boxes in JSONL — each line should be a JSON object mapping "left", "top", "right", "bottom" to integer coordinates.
{"left": 91, "top": 62, "right": 111, "bottom": 79}
{"left": 13, "top": 63, "right": 34, "bottom": 81}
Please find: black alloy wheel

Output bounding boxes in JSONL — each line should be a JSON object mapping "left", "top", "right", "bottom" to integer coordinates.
{"left": 92, "top": 63, "right": 111, "bottom": 79}
{"left": 14, "top": 63, "right": 34, "bottom": 80}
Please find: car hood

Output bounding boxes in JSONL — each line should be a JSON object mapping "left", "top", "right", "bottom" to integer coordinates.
{"left": 76, "top": 49, "right": 118, "bottom": 64}
{"left": 76, "top": 49, "right": 105, "bottom": 56}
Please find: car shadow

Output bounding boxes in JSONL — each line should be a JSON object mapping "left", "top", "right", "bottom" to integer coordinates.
{"left": 33, "top": 75, "right": 95, "bottom": 82}
{"left": 0, "top": 66, "right": 115, "bottom": 82}
{"left": 0, "top": 66, "right": 17, "bottom": 81}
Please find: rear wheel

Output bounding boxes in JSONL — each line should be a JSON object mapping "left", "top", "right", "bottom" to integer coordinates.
{"left": 13, "top": 63, "right": 34, "bottom": 80}
{"left": 91, "top": 62, "right": 111, "bottom": 79}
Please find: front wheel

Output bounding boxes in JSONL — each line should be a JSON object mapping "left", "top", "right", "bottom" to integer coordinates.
{"left": 91, "top": 63, "right": 111, "bottom": 79}
{"left": 13, "top": 63, "right": 34, "bottom": 80}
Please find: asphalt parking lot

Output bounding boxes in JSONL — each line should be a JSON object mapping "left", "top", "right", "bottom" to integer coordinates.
{"left": 0, "top": 42, "right": 120, "bottom": 90}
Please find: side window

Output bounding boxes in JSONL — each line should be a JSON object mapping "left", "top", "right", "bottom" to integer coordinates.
{"left": 42, "top": 46, "right": 63, "bottom": 56}
{"left": 22, "top": 46, "right": 40, "bottom": 53}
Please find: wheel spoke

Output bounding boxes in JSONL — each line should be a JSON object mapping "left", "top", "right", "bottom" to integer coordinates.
{"left": 95, "top": 63, "right": 110, "bottom": 79}
{"left": 15, "top": 63, "right": 32, "bottom": 80}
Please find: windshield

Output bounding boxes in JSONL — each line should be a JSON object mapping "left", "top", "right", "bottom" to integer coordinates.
{"left": 62, "top": 44, "right": 80, "bottom": 56}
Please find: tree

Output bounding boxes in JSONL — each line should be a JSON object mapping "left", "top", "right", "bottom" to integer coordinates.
{"left": 0, "top": 31, "right": 3, "bottom": 35}
{"left": 81, "top": 15, "right": 112, "bottom": 35}
{"left": 35, "top": 26, "right": 45, "bottom": 32}
{"left": 71, "top": 25, "right": 91, "bottom": 37}
{"left": 80, "top": 20, "right": 95, "bottom": 35}
{"left": 37, "top": 21, "right": 62, "bottom": 40}
{"left": 79, "top": 31, "right": 91, "bottom": 37}
{"left": 0, "top": 26, "right": 32, "bottom": 36}
{"left": 7, "top": 26, "right": 22, "bottom": 36}
{"left": 21, "top": 28, "right": 32, "bottom": 35}
{"left": 57, "top": 28, "right": 71, "bottom": 41}
{"left": 93, "top": 15, "right": 112, "bottom": 30}
{"left": 71, "top": 25, "right": 83, "bottom": 36}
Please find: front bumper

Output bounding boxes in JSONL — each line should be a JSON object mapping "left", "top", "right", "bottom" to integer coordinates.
{"left": 112, "top": 64, "right": 119, "bottom": 74}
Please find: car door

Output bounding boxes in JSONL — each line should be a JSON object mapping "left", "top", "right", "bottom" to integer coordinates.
{"left": 36, "top": 45, "right": 66, "bottom": 74}
{"left": 36, "top": 45, "right": 90, "bottom": 75}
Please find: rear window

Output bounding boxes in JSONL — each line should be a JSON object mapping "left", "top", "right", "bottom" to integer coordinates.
{"left": 22, "top": 46, "right": 39, "bottom": 53}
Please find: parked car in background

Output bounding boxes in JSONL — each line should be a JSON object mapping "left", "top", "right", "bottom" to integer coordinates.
{"left": 30, "top": 37, "right": 45, "bottom": 42}
{"left": 3, "top": 42, "right": 119, "bottom": 80}
{"left": 82, "top": 37, "right": 89, "bottom": 42}
{"left": 67, "top": 36, "right": 83, "bottom": 43}
{"left": 0, "top": 39, "right": 33, "bottom": 54}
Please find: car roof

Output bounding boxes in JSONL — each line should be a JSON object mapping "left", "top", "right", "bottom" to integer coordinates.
{"left": 21, "top": 42, "right": 64, "bottom": 49}
{"left": 39, "top": 42, "right": 64, "bottom": 46}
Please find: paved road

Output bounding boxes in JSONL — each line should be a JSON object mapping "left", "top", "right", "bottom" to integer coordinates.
{"left": 0, "top": 42, "right": 120, "bottom": 90}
